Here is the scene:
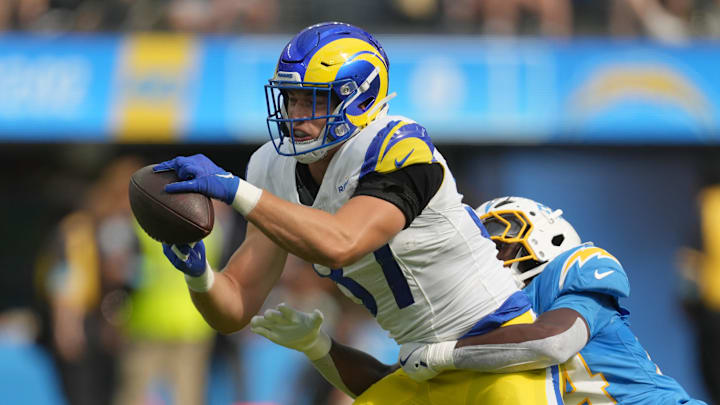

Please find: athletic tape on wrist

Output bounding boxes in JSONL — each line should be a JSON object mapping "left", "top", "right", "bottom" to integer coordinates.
{"left": 185, "top": 261, "right": 215, "bottom": 292}
{"left": 231, "top": 178, "right": 263, "bottom": 216}
{"left": 429, "top": 340, "right": 457, "bottom": 370}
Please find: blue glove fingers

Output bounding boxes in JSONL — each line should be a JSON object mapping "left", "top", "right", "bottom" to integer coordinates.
{"left": 162, "top": 241, "right": 207, "bottom": 277}
{"left": 174, "top": 157, "right": 200, "bottom": 180}
{"left": 181, "top": 154, "right": 222, "bottom": 177}
{"left": 165, "top": 179, "right": 200, "bottom": 194}
{"left": 174, "top": 243, "right": 192, "bottom": 256}
{"left": 157, "top": 154, "right": 237, "bottom": 204}
{"left": 154, "top": 154, "right": 223, "bottom": 176}
{"left": 190, "top": 153, "right": 222, "bottom": 173}
{"left": 153, "top": 158, "right": 179, "bottom": 173}
{"left": 162, "top": 243, "right": 187, "bottom": 270}
{"left": 185, "top": 240, "right": 207, "bottom": 276}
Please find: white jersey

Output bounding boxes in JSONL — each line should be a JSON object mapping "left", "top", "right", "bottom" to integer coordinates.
{"left": 247, "top": 114, "right": 520, "bottom": 344}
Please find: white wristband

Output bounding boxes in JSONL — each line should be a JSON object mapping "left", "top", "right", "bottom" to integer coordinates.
{"left": 184, "top": 261, "right": 215, "bottom": 293}
{"left": 231, "top": 178, "right": 263, "bottom": 216}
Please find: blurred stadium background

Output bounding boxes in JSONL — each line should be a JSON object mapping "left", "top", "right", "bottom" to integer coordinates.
{"left": 1, "top": 0, "right": 719, "bottom": 404}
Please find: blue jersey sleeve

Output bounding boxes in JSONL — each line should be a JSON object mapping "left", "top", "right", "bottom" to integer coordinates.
{"left": 548, "top": 291, "right": 617, "bottom": 338}
{"left": 556, "top": 245, "right": 630, "bottom": 299}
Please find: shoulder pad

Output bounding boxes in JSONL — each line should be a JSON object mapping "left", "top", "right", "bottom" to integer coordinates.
{"left": 360, "top": 120, "right": 436, "bottom": 178}
{"left": 554, "top": 244, "right": 630, "bottom": 298}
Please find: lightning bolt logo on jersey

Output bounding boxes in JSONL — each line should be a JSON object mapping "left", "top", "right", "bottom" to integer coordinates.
{"left": 558, "top": 247, "right": 620, "bottom": 289}
{"left": 525, "top": 243, "right": 706, "bottom": 405}
{"left": 246, "top": 113, "right": 521, "bottom": 344}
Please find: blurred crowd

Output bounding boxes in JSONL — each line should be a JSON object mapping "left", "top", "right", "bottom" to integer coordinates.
{"left": 0, "top": 146, "right": 401, "bottom": 405}
{"left": 1, "top": 0, "right": 720, "bottom": 42}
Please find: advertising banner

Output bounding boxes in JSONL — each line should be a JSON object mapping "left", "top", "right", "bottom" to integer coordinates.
{"left": 1, "top": 34, "right": 718, "bottom": 144}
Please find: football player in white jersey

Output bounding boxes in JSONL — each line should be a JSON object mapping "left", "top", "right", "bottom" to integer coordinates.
{"left": 253, "top": 196, "right": 707, "bottom": 404}
{"left": 154, "top": 23, "right": 561, "bottom": 404}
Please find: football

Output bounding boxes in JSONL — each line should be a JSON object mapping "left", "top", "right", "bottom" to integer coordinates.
{"left": 128, "top": 164, "right": 214, "bottom": 244}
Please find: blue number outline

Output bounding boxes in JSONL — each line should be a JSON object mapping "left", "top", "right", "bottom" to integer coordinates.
{"left": 313, "top": 244, "right": 414, "bottom": 316}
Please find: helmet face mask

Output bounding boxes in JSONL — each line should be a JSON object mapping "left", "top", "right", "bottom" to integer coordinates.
{"left": 481, "top": 210, "right": 534, "bottom": 264}
{"left": 265, "top": 78, "right": 354, "bottom": 163}
{"left": 265, "top": 22, "right": 391, "bottom": 164}
{"left": 476, "top": 197, "right": 582, "bottom": 284}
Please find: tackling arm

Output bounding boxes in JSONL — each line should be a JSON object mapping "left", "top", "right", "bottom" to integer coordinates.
{"left": 454, "top": 308, "right": 589, "bottom": 371}
{"left": 400, "top": 308, "right": 590, "bottom": 380}
{"left": 324, "top": 341, "right": 398, "bottom": 397}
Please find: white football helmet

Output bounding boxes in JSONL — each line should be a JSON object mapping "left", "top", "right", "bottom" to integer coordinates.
{"left": 476, "top": 196, "right": 582, "bottom": 285}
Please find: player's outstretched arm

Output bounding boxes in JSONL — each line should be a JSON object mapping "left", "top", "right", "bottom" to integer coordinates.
{"left": 156, "top": 154, "right": 406, "bottom": 269}
{"left": 252, "top": 304, "right": 396, "bottom": 398}
{"left": 400, "top": 308, "right": 590, "bottom": 381}
{"left": 246, "top": 193, "right": 405, "bottom": 269}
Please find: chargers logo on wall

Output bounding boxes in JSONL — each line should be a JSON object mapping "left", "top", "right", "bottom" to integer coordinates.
{"left": 565, "top": 63, "right": 715, "bottom": 141}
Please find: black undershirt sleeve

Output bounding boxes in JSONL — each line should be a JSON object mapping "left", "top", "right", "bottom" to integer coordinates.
{"left": 352, "top": 163, "right": 444, "bottom": 228}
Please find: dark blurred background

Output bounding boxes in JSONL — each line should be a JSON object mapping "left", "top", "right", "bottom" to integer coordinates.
{"left": 1, "top": 0, "right": 719, "bottom": 404}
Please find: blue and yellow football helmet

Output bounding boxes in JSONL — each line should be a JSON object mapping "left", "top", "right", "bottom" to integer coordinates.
{"left": 265, "top": 22, "right": 391, "bottom": 164}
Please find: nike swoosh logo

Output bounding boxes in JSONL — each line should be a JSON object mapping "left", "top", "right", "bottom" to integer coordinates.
{"left": 399, "top": 346, "right": 422, "bottom": 366}
{"left": 595, "top": 269, "right": 614, "bottom": 280}
{"left": 216, "top": 173, "right": 234, "bottom": 179}
{"left": 394, "top": 149, "right": 414, "bottom": 168}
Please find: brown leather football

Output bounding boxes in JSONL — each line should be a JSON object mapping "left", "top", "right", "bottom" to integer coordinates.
{"left": 129, "top": 164, "right": 214, "bottom": 244}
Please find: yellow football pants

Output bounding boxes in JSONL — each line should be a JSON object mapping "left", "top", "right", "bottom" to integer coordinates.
{"left": 354, "top": 310, "right": 563, "bottom": 405}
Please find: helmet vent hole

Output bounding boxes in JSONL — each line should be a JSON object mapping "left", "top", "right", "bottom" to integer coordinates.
{"left": 551, "top": 235, "right": 564, "bottom": 246}
{"left": 530, "top": 211, "right": 536, "bottom": 216}
{"left": 359, "top": 97, "right": 374, "bottom": 111}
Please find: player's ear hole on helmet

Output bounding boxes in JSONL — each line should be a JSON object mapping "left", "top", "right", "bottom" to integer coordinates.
{"left": 551, "top": 234, "right": 564, "bottom": 246}
{"left": 358, "top": 97, "right": 374, "bottom": 111}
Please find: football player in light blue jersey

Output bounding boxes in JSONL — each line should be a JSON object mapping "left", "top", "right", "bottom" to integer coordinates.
{"left": 252, "top": 196, "right": 707, "bottom": 405}
{"left": 456, "top": 196, "right": 707, "bottom": 404}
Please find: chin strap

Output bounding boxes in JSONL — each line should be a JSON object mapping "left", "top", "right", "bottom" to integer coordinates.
{"left": 510, "top": 261, "right": 549, "bottom": 287}
{"left": 293, "top": 148, "right": 328, "bottom": 164}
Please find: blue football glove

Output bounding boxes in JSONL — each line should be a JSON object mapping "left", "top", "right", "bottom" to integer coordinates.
{"left": 154, "top": 154, "right": 239, "bottom": 205}
{"left": 162, "top": 241, "right": 208, "bottom": 277}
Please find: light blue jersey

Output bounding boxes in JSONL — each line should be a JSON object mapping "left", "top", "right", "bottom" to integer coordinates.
{"left": 525, "top": 243, "right": 706, "bottom": 405}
